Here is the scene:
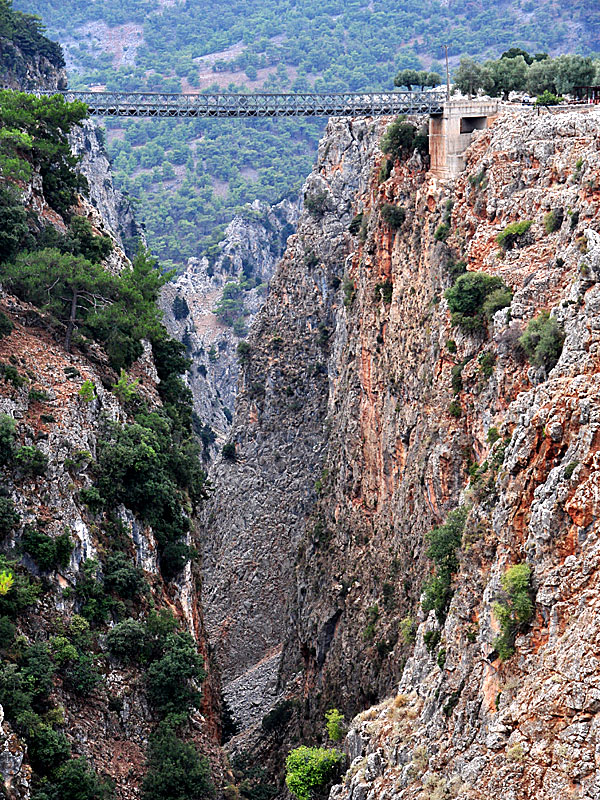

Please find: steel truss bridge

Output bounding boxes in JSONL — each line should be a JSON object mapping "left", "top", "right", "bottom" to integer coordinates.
{"left": 38, "top": 90, "right": 446, "bottom": 118}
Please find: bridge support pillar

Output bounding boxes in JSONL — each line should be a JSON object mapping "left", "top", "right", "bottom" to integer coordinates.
{"left": 429, "top": 100, "right": 499, "bottom": 179}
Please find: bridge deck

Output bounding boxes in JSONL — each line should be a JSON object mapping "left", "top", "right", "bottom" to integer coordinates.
{"left": 38, "top": 90, "right": 446, "bottom": 118}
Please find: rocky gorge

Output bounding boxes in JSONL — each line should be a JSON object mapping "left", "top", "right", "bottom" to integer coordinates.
{"left": 3, "top": 14, "right": 600, "bottom": 799}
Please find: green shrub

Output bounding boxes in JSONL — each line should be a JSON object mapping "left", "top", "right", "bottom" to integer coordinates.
{"left": 21, "top": 643, "right": 55, "bottom": 700}
{"left": 237, "top": 341, "right": 251, "bottom": 362}
{"left": 496, "top": 220, "right": 533, "bottom": 250}
{"left": 285, "top": 746, "right": 344, "bottom": 800}
{"left": 445, "top": 272, "right": 511, "bottom": 333}
{"left": 95, "top": 414, "right": 205, "bottom": 579}
{"left": 544, "top": 209, "right": 562, "bottom": 233}
{"left": 172, "top": 295, "right": 190, "bottom": 320}
{"left": 377, "top": 158, "right": 392, "bottom": 183}
{"left": 0, "top": 311, "right": 14, "bottom": 339}
{"left": 21, "top": 718, "right": 71, "bottom": 776}
{"left": 348, "top": 212, "right": 364, "bottom": 235}
{"left": 21, "top": 527, "right": 72, "bottom": 571}
{"left": 74, "top": 559, "right": 113, "bottom": 623}
{"left": 399, "top": 616, "right": 416, "bottom": 644}
{"left": 493, "top": 563, "right": 534, "bottom": 660}
{"left": 325, "top": 708, "right": 345, "bottom": 742}
{"left": 519, "top": 311, "right": 564, "bottom": 371}
{"left": 33, "top": 756, "right": 114, "bottom": 800}
{"left": 380, "top": 117, "right": 418, "bottom": 162}
{"left": 79, "top": 487, "right": 103, "bottom": 513}
{"left": 536, "top": 90, "right": 562, "bottom": 106}
{"left": 141, "top": 723, "right": 213, "bottom": 800}
{"left": 222, "top": 442, "right": 236, "bottom": 461}
{"left": 422, "top": 507, "right": 468, "bottom": 624}
{"left": 0, "top": 362, "right": 26, "bottom": 388}
{"left": 343, "top": 278, "right": 356, "bottom": 308}
{"left": 78, "top": 380, "right": 96, "bottom": 402}
{"left": 49, "top": 636, "right": 78, "bottom": 667}
{"left": 146, "top": 632, "right": 205, "bottom": 715}
{"left": 478, "top": 351, "right": 496, "bottom": 378}
{"left": 103, "top": 552, "right": 146, "bottom": 600}
{"left": 482, "top": 287, "right": 512, "bottom": 321}
{"left": 380, "top": 204, "right": 406, "bottom": 230}
{"left": 14, "top": 446, "right": 48, "bottom": 477}
{"left": 434, "top": 222, "right": 450, "bottom": 242}
{"left": 111, "top": 370, "right": 139, "bottom": 404}
{"left": 0, "top": 416, "right": 16, "bottom": 467}
{"left": 0, "top": 495, "right": 19, "bottom": 538}
{"left": 106, "top": 619, "right": 147, "bottom": 663}
{"left": 0, "top": 556, "right": 40, "bottom": 617}
{"left": 563, "top": 461, "right": 578, "bottom": 480}
{"left": 62, "top": 654, "right": 101, "bottom": 696}
{"left": 29, "top": 388, "right": 50, "bottom": 404}
{"left": 423, "top": 629, "right": 441, "bottom": 653}
{"left": 304, "top": 190, "right": 329, "bottom": 217}
{"left": 448, "top": 400, "right": 462, "bottom": 418}
{"left": 487, "top": 427, "right": 500, "bottom": 444}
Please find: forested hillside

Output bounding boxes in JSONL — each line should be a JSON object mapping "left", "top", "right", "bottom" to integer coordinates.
{"left": 13, "top": 0, "right": 600, "bottom": 267}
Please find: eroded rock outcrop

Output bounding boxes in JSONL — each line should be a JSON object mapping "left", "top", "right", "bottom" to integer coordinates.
{"left": 161, "top": 199, "right": 299, "bottom": 454}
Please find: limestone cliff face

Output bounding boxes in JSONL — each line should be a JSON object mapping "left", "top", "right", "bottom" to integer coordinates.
{"left": 330, "top": 106, "right": 600, "bottom": 800}
{"left": 201, "top": 118, "right": 391, "bottom": 733}
{"left": 0, "top": 38, "right": 66, "bottom": 91}
{"left": 70, "top": 121, "right": 144, "bottom": 258}
{"left": 203, "top": 105, "right": 600, "bottom": 799}
{"left": 161, "top": 199, "right": 299, "bottom": 456}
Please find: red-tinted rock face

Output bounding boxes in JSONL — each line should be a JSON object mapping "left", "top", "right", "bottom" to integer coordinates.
{"left": 203, "top": 106, "right": 600, "bottom": 798}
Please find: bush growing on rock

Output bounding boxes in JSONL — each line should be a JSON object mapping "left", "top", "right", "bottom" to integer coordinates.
{"left": 422, "top": 507, "right": 468, "bottom": 624}
{"left": 519, "top": 311, "right": 564, "bottom": 371}
{"left": 445, "top": 272, "right": 512, "bottom": 333}
{"left": 285, "top": 746, "right": 344, "bottom": 800}
{"left": 146, "top": 631, "right": 205, "bottom": 715}
{"left": 493, "top": 563, "right": 534, "bottom": 660}
{"left": 0, "top": 494, "right": 19, "bottom": 537}
{"left": 380, "top": 117, "right": 424, "bottom": 162}
{"left": 141, "top": 723, "right": 213, "bottom": 800}
{"left": 496, "top": 220, "right": 533, "bottom": 250}
{"left": 21, "top": 527, "right": 72, "bottom": 571}
{"left": 380, "top": 204, "right": 406, "bottom": 230}
{"left": 324, "top": 708, "right": 345, "bottom": 742}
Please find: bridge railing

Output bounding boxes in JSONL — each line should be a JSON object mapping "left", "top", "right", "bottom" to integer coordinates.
{"left": 35, "top": 90, "right": 446, "bottom": 118}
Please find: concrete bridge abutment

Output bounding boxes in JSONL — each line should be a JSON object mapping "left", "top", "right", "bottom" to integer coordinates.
{"left": 429, "top": 100, "right": 499, "bottom": 178}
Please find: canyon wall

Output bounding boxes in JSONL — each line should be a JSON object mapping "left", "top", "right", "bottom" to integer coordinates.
{"left": 202, "top": 105, "right": 600, "bottom": 800}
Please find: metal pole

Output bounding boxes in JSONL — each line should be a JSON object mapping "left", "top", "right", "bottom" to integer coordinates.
{"left": 444, "top": 45, "right": 451, "bottom": 103}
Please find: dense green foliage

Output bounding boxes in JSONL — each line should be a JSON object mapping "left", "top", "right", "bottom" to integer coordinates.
{"left": 0, "top": 0, "right": 64, "bottom": 68}
{"left": 324, "top": 708, "right": 345, "bottom": 742}
{"left": 422, "top": 507, "right": 468, "bottom": 624}
{"left": 0, "top": 90, "right": 87, "bottom": 217}
{"left": 94, "top": 409, "right": 206, "bottom": 578}
{"left": 453, "top": 51, "right": 599, "bottom": 99}
{"left": 380, "top": 117, "right": 426, "bottom": 163}
{"left": 493, "top": 563, "right": 534, "bottom": 660}
{"left": 445, "top": 272, "right": 512, "bottom": 333}
{"left": 285, "top": 746, "right": 344, "bottom": 800}
{"left": 141, "top": 723, "right": 214, "bottom": 800}
{"left": 519, "top": 311, "right": 565, "bottom": 371}
{"left": 107, "top": 612, "right": 205, "bottom": 716}
{"left": 21, "top": 527, "right": 72, "bottom": 571}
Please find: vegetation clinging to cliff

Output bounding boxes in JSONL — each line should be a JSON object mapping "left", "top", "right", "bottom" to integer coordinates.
{"left": 0, "top": 0, "right": 64, "bottom": 68}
